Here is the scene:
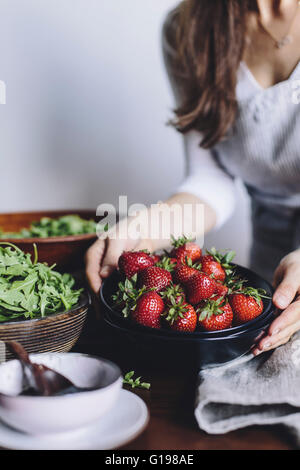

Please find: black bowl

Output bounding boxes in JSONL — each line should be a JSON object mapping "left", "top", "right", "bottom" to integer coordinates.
{"left": 100, "top": 265, "right": 275, "bottom": 369}
{"left": 102, "top": 309, "right": 274, "bottom": 369}
{"left": 101, "top": 266, "right": 273, "bottom": 337}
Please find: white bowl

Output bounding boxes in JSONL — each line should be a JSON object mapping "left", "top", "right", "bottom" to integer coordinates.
{"left": 0, "top": 353, "right": 122, "bottom": 435}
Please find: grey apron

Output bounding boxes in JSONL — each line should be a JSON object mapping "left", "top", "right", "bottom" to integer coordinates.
{"left": 250, "top": 201, "right": 300, "bottom": 282}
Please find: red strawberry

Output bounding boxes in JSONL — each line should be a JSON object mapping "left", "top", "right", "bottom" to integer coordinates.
{"left": 138, "top": 266, "right": 172, "bottom": 292}
{"left": 173, "top": 260, "right": 201, "bottom": 284}
{"left": 164, "top": 301, "right": 197, "bottom": 333}
{"left": 169, "top": 257, "right": 179, "bottom": 266}
{"left": 197, "top": 296, "right": 233, "bottom": 331}
{"left": 200, "top": 255, "right": 226, "bottom": 282}
{"left": 151, "top": 254, "right": 161, "bottom": 264}
{"left": 201, "top": 248, "right": 236, "bottom": 281}
{"left": 229, "top": 287, "right": 265, "bottom": 325}
{"left": 171, "top": 235, "right": 202, "bottom": 264}
{"left": 118, "top": 251, "right": 154, "bottom": 278}
{"left": 161, "top": 283, "right": 186, "bottom": 305}
{"left": 132, "top": 291, "right": 164, "bottom": 329}
{"left": 186, "top": 272, "right": 216, "bottom": 305}
{"left": 214, "top": 281, "right": 229, "bottom": 296}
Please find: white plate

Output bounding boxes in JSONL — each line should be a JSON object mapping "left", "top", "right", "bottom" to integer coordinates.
{"left": 0, "top": 389, "right": 149, "bottom": 450}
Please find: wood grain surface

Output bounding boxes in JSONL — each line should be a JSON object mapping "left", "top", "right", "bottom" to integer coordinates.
{"left": 73, "top": 302, "right": 295, "bottom": 451}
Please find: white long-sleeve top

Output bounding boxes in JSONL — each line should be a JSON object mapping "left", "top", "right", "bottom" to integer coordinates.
{"left": 176, "top": 131, "right": 237, "bottom": 228}
{"left": 163, "top": 10, "right": 300, "bottom": 228}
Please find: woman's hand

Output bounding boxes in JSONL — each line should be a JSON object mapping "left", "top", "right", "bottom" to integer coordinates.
{"left": 85, "top": 217, "right": 155, "bottom": 294}
{"left": 85, "top": 193, "right": 216, "bottom": 294}
{"left": 253, "top": 249, "right": 300, "bottom": 356}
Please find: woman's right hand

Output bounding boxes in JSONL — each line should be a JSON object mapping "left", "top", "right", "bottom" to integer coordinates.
{"left": 85, "top": 220, "right": 154, "bottom": 294}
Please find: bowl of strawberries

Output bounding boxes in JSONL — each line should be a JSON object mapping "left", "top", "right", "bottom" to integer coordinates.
{"left": 100, "top": 237, "right": 275, "bottom": 369}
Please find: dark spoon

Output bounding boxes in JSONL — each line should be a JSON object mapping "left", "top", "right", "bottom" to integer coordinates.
{"left": 6, "top": 341, "right": 98, "bottom": 396}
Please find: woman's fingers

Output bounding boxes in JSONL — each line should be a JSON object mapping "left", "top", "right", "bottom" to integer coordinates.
{"left": 252, "top": 298, "right": 300, "bottom": 355}
{"left": 252, "top": 334, "right": 291, "bottom": 356}
{"left": 273, "top": 263, "right": 300, "bottom": 309}
{"left": 268, "top": 297, "right": 300, "bottom": 335}
{"left": 85, "top": 239, "right": 106, "bottom": 293}
{"left": 100, "top": 239, "right": 124, "bottom": 279}
{"left": 273, "top": 263, "right": 284, "bottom": 289}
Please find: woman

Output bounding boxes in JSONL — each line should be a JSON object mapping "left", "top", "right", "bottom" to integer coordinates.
{"left": 86, "top": 0, "right": 300, "bottom": 356}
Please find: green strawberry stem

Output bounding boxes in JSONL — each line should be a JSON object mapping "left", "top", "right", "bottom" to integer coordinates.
{"left": 163, "top": 297, "right": 188, "bottom": 325}
{"left": 155, "top": 256, "right": 177, "bottom": 272}
{"left": 171, "top": 234, "right": 193, "bottom": 248}
{"left": 123, "top": 371, "right": 151, "bottom": 390}
{"left": 206, "top": 247, "right": 236, "bottom": 274}
{"left": 161, "top": 283, "right": 185, "bottom": 305}
{"left": 234, "top": 286, "right": 271, "bottom": 304}
{"left": 112, "top": 274, "right": 147, "bottom": 317}
{"left": 197, "top": 297, "right": 227, "bottom": 321}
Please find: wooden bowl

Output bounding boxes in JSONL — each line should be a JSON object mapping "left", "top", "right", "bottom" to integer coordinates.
{"left": 0, "top": 210, "right": 100, "bottom": 271}
{"left": 0, "top": 292, "right": 90, "bottom": 361}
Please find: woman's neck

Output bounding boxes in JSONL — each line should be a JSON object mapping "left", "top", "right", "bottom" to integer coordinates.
{"left": 244, "top": 0, "right": 300, "bottom": 89}
{"left": 257, "top": 0, "right": 298, "bottom": 24}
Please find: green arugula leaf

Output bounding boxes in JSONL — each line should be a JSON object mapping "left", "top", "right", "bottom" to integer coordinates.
{"left": 0, "top": 215, "right": 98, "bottom": 239}
{"left": 123, "top": 371, "right": 151, "bottom": 390}
{"left": 0, "top": 243, "right": 82, "bottom": 322}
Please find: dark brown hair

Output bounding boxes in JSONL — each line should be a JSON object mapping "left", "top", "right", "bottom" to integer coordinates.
{"left": 172, "top": 0, "right": 257, "bottom": 148}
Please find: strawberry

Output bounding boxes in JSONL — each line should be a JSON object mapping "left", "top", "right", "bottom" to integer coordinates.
{"left": 138, "top": 266, "right": 172, "bottom": 292}
{"left": 197, "top": 296, "right": 233, "bottom": 331}
{"left": 118, "top": 251, "right": 154, "bottom": 279}
{"left": 200, "top": 255, "right": 226, "bottom": 282}
{"left": 132, "top": 291, "right": 165, "bottom": 329}
{"left": 186, "top": 272, "right": 216, "bottom": 305}
{"left": 214, "top": 281, "right": 229, "bottom": 297}
{"left": 161, "top": 283, "right": 186, "bottom": 305}
{"left": 173, "top": 259, "right": 202, "bottom": 284}
{"left": 201, "top": 248, "right": 236, "bottom": 281}
{"left": 164, "top": 300, "right": 197, "bottom": 333}
{"left": 171, "top": 235, "right": 202, "bottom": 264}
{"left": 214, "top": 272, "right": 246, "bottom": 297}
{"left": 151, "top": 254, "right": 161, "bottom": 264}
{"left": 229, "top": 287, "right": 266, "bottom": 325}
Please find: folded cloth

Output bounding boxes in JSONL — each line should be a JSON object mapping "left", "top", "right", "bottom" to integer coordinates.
{"left": 195, "top": 331, "right": 300, "bottom": 446}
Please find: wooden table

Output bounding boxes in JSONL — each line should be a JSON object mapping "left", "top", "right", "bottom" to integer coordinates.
{"left": 73, "top": 304, "right": 294, "bottom": 451}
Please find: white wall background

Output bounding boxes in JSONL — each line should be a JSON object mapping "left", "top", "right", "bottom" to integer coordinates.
{"left": 0, "top": 0, "right": 251, "bottom": 265}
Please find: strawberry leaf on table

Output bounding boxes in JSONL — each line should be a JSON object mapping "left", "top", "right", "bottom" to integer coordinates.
{"left": 123, "top": 371, "right": 151, "bottom": 390}
{"left": 0, "top": 243, "right": 82, "bottom": 322}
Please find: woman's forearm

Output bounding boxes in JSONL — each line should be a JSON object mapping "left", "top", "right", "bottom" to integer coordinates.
{"left": 131, "top": 192, "right": 217, "bottom": 253}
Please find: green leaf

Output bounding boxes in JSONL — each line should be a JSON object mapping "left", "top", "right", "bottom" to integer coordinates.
{"left": 123, "top": 371, "right": 151, "bottom": 390}
{"left": 0, "top": 215, "right": 97, "bottom": 238}
{"left": 0, "top": 243, "right": 82, "bottom": 322}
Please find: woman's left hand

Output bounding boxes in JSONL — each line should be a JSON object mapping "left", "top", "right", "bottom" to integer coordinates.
{"left": 253, "top": 249, "right": 300, "bottom": 356}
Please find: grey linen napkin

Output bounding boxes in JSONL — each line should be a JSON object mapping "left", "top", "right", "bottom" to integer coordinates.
{"left": 195, "top": 331, "right": 300, "bottom": 445}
